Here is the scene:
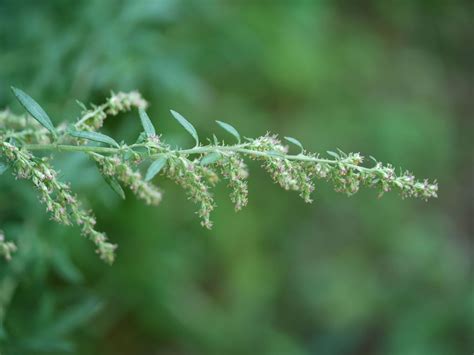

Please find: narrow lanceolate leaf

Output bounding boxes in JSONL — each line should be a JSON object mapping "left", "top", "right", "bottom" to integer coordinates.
{"left": 284, "top": 136, "right": 304, "bottom": 153}
{"left": 0, "top": 161, "right": 9, "bottom": 175}
{"left": 69, "top": 130, "right": 120, "bottom": 148}
{"left": 102, "top": 173, "right": 126, "bottom": 199}
{"left": 139, "top": 108, "right": 156, "bottom": 138}
{"left": 10, "top": 86, "right": 57, "bottom": 136}
{"left": 200, "top": 152, "right": 222, "bottom": 166}
{"left": 170, "top": 110, "right": 199, "bottom": 146}
{"left": 145, "top": 156, "right": 167, "bottom": 182}
{"left": 216, "top": 120, "right": 241, "bottom": 143}
{"left": 327, "top": 151, "right": 340, "bottom": 159}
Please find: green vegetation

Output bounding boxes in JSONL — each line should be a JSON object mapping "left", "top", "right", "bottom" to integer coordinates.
{"left": 0, "top": 88, "right": 437, "bottom": 263}
{"left": 0, "top": 1, "right": 472, "bottom": 354}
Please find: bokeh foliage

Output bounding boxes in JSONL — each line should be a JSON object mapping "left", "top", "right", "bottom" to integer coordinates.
{"left": 0, "top": 0, "right": 472, "bottom": 354}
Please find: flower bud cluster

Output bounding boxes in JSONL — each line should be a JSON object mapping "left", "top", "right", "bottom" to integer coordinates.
{"left": 363, "top": 163, "right": 438, "bottom": 200}
{"left": 217, "top": 153, "right": 249, "bottom": 211}
{"left": 247, "top": 134, "right": 437, "bottom": 202}
{"left": 308, "top": 152, "right": 438, "bottom": 200}
{"left": 248, "top": 134, "right": 315, "bottom": 203}
{"left": 0, "top": 141, "right": 116, "bottom": 263}
{"left": 107, "top": 91, "right": 148, "bottom": 115}
{"left": 166, "top": 156, "right": 216, "bottom": 229}
{"left": 249, "top": 133, "right": 288, "bottom": 154}
{"left": 0, "top": 109, "right": 36, "bottom": 130}
{"left": 93, "top": 154, "right": 162, "bottom": 206}
{"left": 0, "top": 109, "right": 52, "bottom": 144}
{"left": 76, "top": 91, "right": 148, "bottom": 131}
{"left": 310, "top": 152, "right": 365, "bottom": 196}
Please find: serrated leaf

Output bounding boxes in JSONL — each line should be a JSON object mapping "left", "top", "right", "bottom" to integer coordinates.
{"left": 69, "top": 130, "right": 119, "bottom": 148}
{"left": 139, "top": 108, "right": 156, "bottom": 138}
{"left": 327, "top": 151, "right": 340, "bottom": 159}
{"left": 284, "top": 136, "right": 304, "bottom": 153}
{"left": 145, "top": 156, "right": 167, "bottom": 181}
{"left": 11, "top": 86, "right": 57, "bottom": 136}
{"left": 170, "top": 110, "right": 199, "bottom": 146}
{"left": 216, "top": 120, "right": 241, "bottom": 143}
{"left": 0, "top": 162, "right": 9, "bottom": 175}
{"left": 200, "top": 152, "right": 222, "bottom": 166}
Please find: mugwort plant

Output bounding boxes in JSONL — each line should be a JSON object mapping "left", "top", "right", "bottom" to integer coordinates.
{"left": 0, "top": 87, "right": 438, "bottom": 264}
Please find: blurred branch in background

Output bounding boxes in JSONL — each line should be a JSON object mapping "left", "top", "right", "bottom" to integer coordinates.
{"left": 0, "top": 0, "right": 472, "bottom": 354}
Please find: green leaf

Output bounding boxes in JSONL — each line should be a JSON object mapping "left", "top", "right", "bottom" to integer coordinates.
{"left": 0, "top": 162, "right": 9, "bottom": 175}
{"left": 10, "top": 86, "right": 57, "bottom": 136}
{"left": 99, "top": 171, "right": 125, "bottom": 199}
{"left": 75, "top": 100, "right": 87, "bottom": 111}
{"left": 145, "top": 156, "right": 167, "bottom": 182}
{"left": 336, "top": 148, "right": 347, "bottom": 158}
{"left": 200, "top": 152, "right": 222, "bottom": 166}
{"left": 216, "top": 120, "right": 241, "bottom": 143}
{"left": 170, "top": 110, "right": 199, "bottom": 146}
{"left": 284, "top": 136, "right": 304, "bottom": 153}
{"left": 139, "top": 108, "right": 156, "bottom": 138}
{"left": 327, "top": 151, "right": 340, "bottom": 159}
{"left": 69, "top": 130, "right": 120, "bottom": 148}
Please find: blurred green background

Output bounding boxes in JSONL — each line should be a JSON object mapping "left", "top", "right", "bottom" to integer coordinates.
{"left": 0, "top": 1, "right": 472, "bottom": 354}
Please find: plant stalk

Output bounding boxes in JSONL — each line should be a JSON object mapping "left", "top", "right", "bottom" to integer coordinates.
{"left": 21, "top": 143, "right": 374, "bottom": 172}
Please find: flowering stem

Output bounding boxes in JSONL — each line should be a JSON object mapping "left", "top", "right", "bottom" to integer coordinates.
{"left": 0, "top": 88, "right": 438, "bottom": 264}
{"left": 22, "top": 142, "right": 349, "bottom": 166}
{"left": 21, "top": 143, "right": 379, "bottom": 177}
{"left": 23, "top": 143, "right": 119, "bottom": 154}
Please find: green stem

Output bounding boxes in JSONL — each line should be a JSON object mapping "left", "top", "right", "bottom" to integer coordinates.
{"left": 21, "top": 142, "right": 372, "bottom": 171}
{"left": 74, "top": 103, "right": 109, "bottom": 128}
{"left": 23, "top": 144, "right": 120, "bottom": 154}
